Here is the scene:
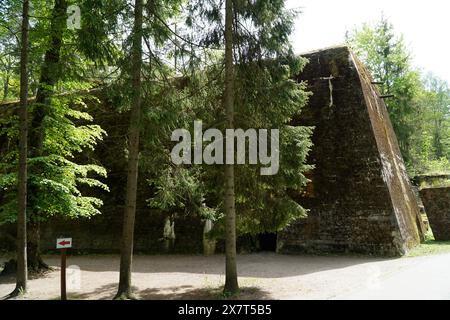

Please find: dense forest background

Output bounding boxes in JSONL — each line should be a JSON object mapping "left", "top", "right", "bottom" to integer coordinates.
{"left": 346, "top": 17, "right": 450, "bottom": 176}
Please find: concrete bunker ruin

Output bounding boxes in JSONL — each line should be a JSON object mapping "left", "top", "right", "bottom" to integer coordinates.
{"left": 0, "top": 46, "right": 426, "bottom": 256}
{"left": 278, "top": 46, "right": 424, "bottom": 256}
{"left": 420, "top": 187, "right": 450, "bottom": 241}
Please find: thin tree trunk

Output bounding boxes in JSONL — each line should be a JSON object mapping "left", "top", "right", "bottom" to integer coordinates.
{"left": 3, "top": 71, "right": 9, "bottom": 101}
{"left": 10, "top": 0, "right": 30, "bottom": 298}
{"left": 223, "top": 0, "right": 239, "bottom": 295}
{"left": 27, "top": 0, "right": 67, "bottom": 272}
{"left": 31, "top": 0, "right": 67, "bottom": 152}
{"left": 115, "top": 0, "right": 143, "bottom": 300}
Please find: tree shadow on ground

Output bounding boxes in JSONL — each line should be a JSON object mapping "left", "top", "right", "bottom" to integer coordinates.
{"left": 138, "top": 286, "right": 271, "bottom": 300}
{"left": 32, "top": 252, "right": 396, "bottom": 279}
{"left": 0, "top": 267, "right": 54, "bottom": 285}
{"left": 0, "top": 269, "right": 54, "bottom": 300}
{"left": 68, "top": 283, "right": 140, "bottom": 300}
{"left": 139, "top": 286, "right": 270, "bottom": 300}
{"left": 68, "top": 282, "right": 271, "bottom": 300}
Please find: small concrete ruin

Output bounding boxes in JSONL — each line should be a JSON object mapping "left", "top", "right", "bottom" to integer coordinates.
{"left": 420, "top": 187, "right": 450, "bottom": 241}
{"left": 278, "top": 46, "right": 424, "bottom": 256}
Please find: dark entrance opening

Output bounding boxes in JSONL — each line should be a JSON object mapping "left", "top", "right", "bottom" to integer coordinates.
{"left": 258, "top": 233, "right": 277, "bottom": 252}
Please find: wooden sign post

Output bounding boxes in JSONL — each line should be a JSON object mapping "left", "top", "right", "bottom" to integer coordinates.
{"left": 56, "top": 238, "right": 72, "bottom": 300}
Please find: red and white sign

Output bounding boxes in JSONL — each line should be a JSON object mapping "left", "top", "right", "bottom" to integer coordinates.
{"left": 56, "top": 238, "right": 72, "bottom": 249}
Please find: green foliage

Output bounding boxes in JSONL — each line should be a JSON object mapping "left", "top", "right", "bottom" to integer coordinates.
{"left": 346, "top": 16, "right": 421, "bottom": 163}
{"left": 0, "top": 0, "right": 125, "bottom": 227}
{"left": 0, "top": 92, "right": 109, "bottom": 224}
{"left": 409, "top": 74, "right": 450, "bottom": 174}
{"left": 347, "top": 17, "right": 450, "bottom": 176}
{"left": 149, "top": 166, "right": 217, "bottom": 220}
{"left": 0, "top": 0, "right": 22, "bottom": 101}
{"left": 1, "top": 0, "right": 312, "bottom": 242}
{"left": 145, "top": 0, "right": 313, "bottom": 237}
{"left": 229, "top": 58, "right": 313, "bottom": 234}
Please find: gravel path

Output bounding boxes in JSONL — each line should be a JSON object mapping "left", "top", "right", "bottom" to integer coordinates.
{"left": 0, "top": 253, "right": 442, "bottom": 300}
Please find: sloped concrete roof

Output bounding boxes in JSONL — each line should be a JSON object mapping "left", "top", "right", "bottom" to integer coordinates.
{"left": 279, "top": 46, "right": 424, "bottom": 256}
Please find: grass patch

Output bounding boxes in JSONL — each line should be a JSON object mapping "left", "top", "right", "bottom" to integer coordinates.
{"left": 407, "top": 240, "right": 450, "bottom": 257}
{"left": 407, "top": 229, "right": 450, "bottom": 257}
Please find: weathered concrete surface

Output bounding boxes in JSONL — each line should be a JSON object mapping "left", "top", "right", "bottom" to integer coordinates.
{"left": 420, "top": 187, "right": 450, "bottom": 241}
{"left": 279, "top": 46, "right": 424, "bottom": 256}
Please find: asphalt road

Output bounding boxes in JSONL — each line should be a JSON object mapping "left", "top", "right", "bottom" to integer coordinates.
{"left": 336, "top": 253, "right": 450, "bottom": 300}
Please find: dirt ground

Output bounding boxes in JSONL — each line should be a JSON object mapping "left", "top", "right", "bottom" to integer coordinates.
{"left": 0, "top": 253, "right": 433, "bottom": 300}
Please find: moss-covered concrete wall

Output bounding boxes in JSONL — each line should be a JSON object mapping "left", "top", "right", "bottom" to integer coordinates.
{"left": 420, "top": 187, "right": 450, "bottom": 241}
{"left": 278, "top": 46, "right": 423, "bottom": 256}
